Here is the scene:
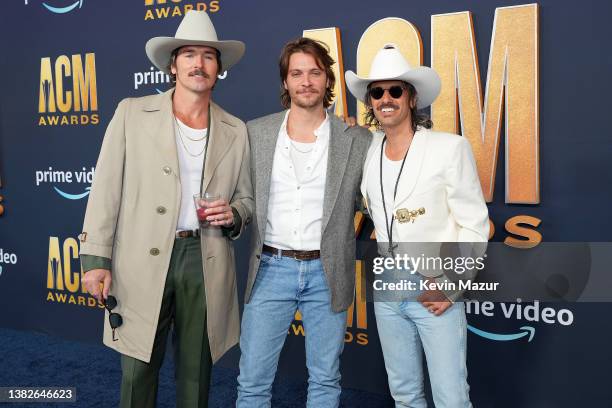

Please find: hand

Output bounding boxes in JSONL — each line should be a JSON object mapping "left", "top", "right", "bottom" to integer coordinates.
{"left": 341, "top": 116, "right": 370, "bottom": 129}
{"left": 417, "top": 287, "right": 452, "bottom": 316}
{"left": 203, "top": 199, "right": 234, "bottom": 227}
{"left": 342, "top": 116, "right": 357, "bottom": 127}
{"left": 83, "top": 268, "right": 112, "bottom": 301}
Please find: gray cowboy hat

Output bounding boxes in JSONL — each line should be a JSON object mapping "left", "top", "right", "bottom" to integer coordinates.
{"left": 145, "top": 10, "right": 245, "bottom": 74}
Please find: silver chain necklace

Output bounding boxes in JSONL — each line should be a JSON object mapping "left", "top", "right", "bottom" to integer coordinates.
{"left": 175, "top": 116, "right": 206, "bottom": 157}
{"left": 289, "top": 138, "right": 315, "bottom": 154}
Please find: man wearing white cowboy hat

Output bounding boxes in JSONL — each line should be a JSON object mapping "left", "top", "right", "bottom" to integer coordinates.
{"left": 79, "top": 10, "right": 253, "bottom": 407}
{"left": 346, "top": 44, "right": 489, "bottom": 407}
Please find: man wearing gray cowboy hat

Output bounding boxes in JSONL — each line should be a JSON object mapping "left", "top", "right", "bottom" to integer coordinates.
{"left": 79, "top": 10, "right": 253, "bottom": 407}
{"left": 346, "top": 44, "right": 489, "bottom": 407}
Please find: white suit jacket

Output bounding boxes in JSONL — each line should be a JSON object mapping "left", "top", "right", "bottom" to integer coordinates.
{"left": 361, "top": 128, "right": 490, "bottom": 299}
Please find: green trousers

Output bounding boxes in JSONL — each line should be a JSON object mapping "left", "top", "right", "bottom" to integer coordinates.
{"left": 120, "top": 237, "right": 212, "bottom": 408}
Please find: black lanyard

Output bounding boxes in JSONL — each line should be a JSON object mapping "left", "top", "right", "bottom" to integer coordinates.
{"left": 380, "top": 135, "right": 410, "bottom": 255}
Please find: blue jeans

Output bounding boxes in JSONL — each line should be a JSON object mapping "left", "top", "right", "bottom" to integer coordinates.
{"left": 374, "top": 298, "right": 472, "bottom": 408}
{"left": 236, "top": 253, "right": 347, "bottom": 408}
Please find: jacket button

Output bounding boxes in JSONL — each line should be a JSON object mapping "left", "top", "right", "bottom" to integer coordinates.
{"left": 256, "top": 254, "right": 261, "bottom": 259}
{"left": 150, "top": 248, "right": 160, "bottom": 256}
{"left": 162, "top": 166, "right": 172, "bottom": 175}
{"left": 156, "top": 206, "right": 166, "bottom": 214}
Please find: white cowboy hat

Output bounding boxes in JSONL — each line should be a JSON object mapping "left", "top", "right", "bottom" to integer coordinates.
{"left": 345, "top": 43, "right": 441, "bottom": 109}
{"left": 145, "top": 10, "right": 245, "bottom": 74}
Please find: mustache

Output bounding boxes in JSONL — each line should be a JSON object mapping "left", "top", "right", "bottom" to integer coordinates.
{"left": 189, "top": 69, "right": 210, "bottom": 78}
{"left": 297, "top": 87, "right": 319, "bottom": 94}
{"left": 378, "top": 103, "right": 399, "bottom": 110}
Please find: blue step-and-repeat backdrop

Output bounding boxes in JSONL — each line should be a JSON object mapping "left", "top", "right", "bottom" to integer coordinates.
{"left": 1, "top": 1, "right": 611, "bottom": 406}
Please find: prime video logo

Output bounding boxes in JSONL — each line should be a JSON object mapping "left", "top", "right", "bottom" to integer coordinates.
{"left": 465, "top": 299, "right": 574, "bottom": 343}
{"left": 35, "top": 167, "right": 94, "bottom": 200}
{"left": 36, "top": 0, "right": 84, "bottom": 14}
{"left": 134, "top": 66, "right": 228, "bottom": 94}
{"left": 134, "top": 67, "right": 171, "bottom": 94}
{"left": 0, "top": 249, "right": 18, "bottom": 277}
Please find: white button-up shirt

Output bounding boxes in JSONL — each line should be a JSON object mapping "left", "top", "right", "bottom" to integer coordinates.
{"left": 264, "top": 111, "right": 330, "bottom": 250}
{"left": 174, "top": 118, "right": 207, "bottom": 231}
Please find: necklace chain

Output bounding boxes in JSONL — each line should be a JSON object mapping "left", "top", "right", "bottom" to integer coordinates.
{"left": 289, "top": 138, "right": 315, "bottom": 154}
{"left": 175, "top": 116, "right": 206, "bottom": 157}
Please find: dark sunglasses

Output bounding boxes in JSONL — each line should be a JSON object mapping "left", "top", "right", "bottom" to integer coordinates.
{"left": 103, "top": 295, "right": 123, "bottom": 341}
{"left": 368, "top": 85, "right": 406, "bottom": 100}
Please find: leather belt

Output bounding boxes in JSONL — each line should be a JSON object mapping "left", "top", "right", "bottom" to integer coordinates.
{"left": 262, "top": 244, "right": 320, "bottom": 260}
{"left": 175, "top": 229, "right": 200, "bottom": 239}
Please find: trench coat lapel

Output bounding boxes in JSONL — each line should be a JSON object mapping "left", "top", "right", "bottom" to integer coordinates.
{"left": 201, "top": 102, "right": 237, "bottom": 194}
{"left": 143, "top": 90, "right": 179, "bottom": 179}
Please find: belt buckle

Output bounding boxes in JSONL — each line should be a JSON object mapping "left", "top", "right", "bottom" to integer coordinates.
{"left": 294, "top": 250, "right": 311, "bottom": 260}
{"left": 176, "top": 229, "right": 199, "bottom": 239}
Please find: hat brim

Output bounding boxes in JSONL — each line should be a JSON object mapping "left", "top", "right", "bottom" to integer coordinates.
{"left": 145, "top": 37, "right": 245, "bottom": 74}
{"left": 345, "top": 67, "right": 441, "bottom": 109}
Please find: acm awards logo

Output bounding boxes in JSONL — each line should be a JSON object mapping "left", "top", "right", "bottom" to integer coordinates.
{"left": 46, "top": 236, "right": 103, "bottom": 309}
{"left": 38, "top": 52, "right": 99, "bottom": 126}
{"left": 144, "top": 0, "right": 220, "bottom": 21}
{"left": 294, "top": 4, "right": 573, "bottom": 344}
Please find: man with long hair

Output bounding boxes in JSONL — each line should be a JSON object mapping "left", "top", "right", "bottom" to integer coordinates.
{"left": 236, "top": 37, "right": 371, "bottom": 407}
{"left": 346, "top": 44, "right": 489, "bottom": 407}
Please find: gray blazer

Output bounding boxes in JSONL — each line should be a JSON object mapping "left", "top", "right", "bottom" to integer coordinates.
{"left": 245, "top": 111, "right": 372, "bottom": 312}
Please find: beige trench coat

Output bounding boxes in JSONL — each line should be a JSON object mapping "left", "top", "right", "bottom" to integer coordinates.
{"left": 80, "top": 90, "right": 253, "bottom": 363}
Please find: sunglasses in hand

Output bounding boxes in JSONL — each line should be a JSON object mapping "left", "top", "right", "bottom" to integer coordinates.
{"left": 103, "top": 295, "right": 123, "bottom": 341}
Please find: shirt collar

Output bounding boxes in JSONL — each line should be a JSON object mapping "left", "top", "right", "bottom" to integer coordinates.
{"left": 280, "top": 109, "right": 330, "bottom": 139}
